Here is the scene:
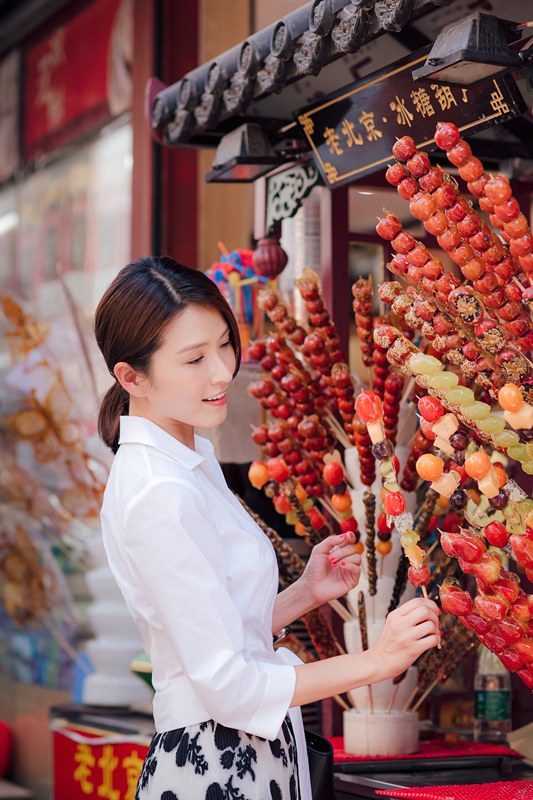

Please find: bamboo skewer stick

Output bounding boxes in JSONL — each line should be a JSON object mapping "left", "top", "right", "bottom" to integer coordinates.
{"left": 401, "top": 685, "right": 419, "bottom": 714}
{"left": 329, "top": 598, "right": 353, "bottom": 623}
{"left": 358, "top": 592, "right": 374, "bottom": 713}
{"left": 386, "top": 683, "right": 400, "bottom": 714}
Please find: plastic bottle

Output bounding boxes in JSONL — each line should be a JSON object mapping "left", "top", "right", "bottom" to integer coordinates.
{"left": 473, "top": 645, "right": 512, "bottom": 743}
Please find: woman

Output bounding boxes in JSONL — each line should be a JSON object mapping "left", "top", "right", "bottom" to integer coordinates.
{"left": 94, "top": 256, "right": 440, "bottom": 800}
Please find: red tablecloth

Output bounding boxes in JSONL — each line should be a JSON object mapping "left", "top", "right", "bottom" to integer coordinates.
{"left": 329, "top": 736, "right": 523, "bottom": 763}
{"left": 375, "top": 780, "right": 533, "bottom": 799}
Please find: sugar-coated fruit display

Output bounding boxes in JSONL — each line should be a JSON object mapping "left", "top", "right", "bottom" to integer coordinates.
{"left": 245, "top": 120, "right": 533, "bottom": 699}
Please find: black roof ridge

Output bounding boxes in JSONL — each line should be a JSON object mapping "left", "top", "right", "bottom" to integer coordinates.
{"left": 148, "top": 0, "right": 453, "bottom": 148}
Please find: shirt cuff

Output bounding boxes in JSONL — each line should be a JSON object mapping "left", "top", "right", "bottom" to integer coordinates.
{"left": 247, "top": 663, "right": 297, "bottom": 740}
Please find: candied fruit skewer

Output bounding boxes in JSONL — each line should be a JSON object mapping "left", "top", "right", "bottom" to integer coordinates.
{"left": 435, "top": 121, "right": 533, "bottom": 284}
{"left": 380, "top": 281, "right": 501, "bottom": 398}
{"left": 357, "top": 591, "right": 374, "bottom": 712}
{"left": 363, "top": 490, "right": 378, "bottom": 596}
{"left": 380, "top": 212, "right": 531, "bottom": 380}
{"left": 389, "top": 133, "right": 533, "bottom": 351}
{"left": 352, "top": 276, "right": 374, "bottom": 368}
{"left": 374, "top": 325, "right": 531, "bottom": 473}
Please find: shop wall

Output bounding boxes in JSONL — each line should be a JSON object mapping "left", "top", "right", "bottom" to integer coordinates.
{"left": 197, "top": 0, "right": 255, "bottom": 269}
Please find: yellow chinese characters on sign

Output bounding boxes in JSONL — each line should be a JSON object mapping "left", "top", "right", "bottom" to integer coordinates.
{"left": 72, "top": 742, "right": 144, "bottom": 799}
{"left": 297, "top": 44, "right": 526, "bottom": 188}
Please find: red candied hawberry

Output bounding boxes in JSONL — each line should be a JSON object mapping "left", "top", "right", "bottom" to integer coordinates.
{"left": 266, "top": 457, "right": 290, "bottom": 483}
{"left": 386, "top": 162, "right": 409, "bottom": 186}
{"left": 434, "top": 121, "right": 460, "bottom": 151}
{"left": 419, "top": 166, "right": 444, "bottom": 193}
{"left": 494, "top": 197, "right": 520, "bottom": 223}
{"left": 376, "top": 214, "right": 403, "bottom": 241}
{"left": 377, "top": 512, "right": 393, "bottom": 534}
{"left": 437, "top": 227, "right": 461, "bottom": 252}
{"left": 433, "top": 183, "right": 457, "bottom": 210}
{"left": 433, "top": 315, "right": 453, "bottom": 335}
{"left": 485, "top": 175, "right": 512, "bottom": 205}
{"left": 418, "top": 395, "right": 444, "bottom": 422}
{"left": 271, "top": 364, "right": 287, "bottom": 382}
{"left": 483, "top": 287, "right": 506, "bottom": 310}
{"left": 248, "top": 341, "right": 266, "bottom": 361}
{"left": 449, "top": 243, "right": 474, "bottom": 267}
{"left": 407, "top": 151, "right": 431, "bottom": 178}
{"left": 462, "top": 341, "right": 481, "bottom": 361}
{"left": 461, "top": 257, "right": 486, "bottom": 282}
{"left": 497, "top": 300, "right": 521, "bottom": 322}
{"left": 409, "top": 193, "right": 437, "bottom": 221}
{"left": 419, "top": 418, "right": 436, "bottom": 441}
{"left": 506, "top": 317, "right": 529, "bottom": 338}
{"left": 406, "top": 265, "right": 425, "bottom": 283}
{"left": 355, "top": 390, "right": 383, "bottom": 423}
{"left": 467, "top": 173, "right": 489, "bottom": 198}
{"left": 341, "top": 517, "right": 359, "bottom": 534}
{"left": 521, "top": 255, "right": 533, "bottom": 274}
{"left": 510, "top": 233, "right": 533, "bottom": 258}
{"left": 408, "top": 564, "right": 431, "bottom": 587}
{"left": 260, "top": 354, "right": 276, "bottom": 371}
{"left": 392, "top": 231, "right": 417, "bottom": 254}
{"left": 408, "top": 245, "right": 431, "bottom": 268}
{"left": 473, "top": 272, "right": 498, "bottom": 294}
{"left": 493, "top": 257, "right": 518, "bottom": 282}
{"left": 323, "top": 461, "right": 344, "bottom": 486}
{"left": 457, "top": 213, "right": 481, "bottom": 238}
{"left": 251, "top": 425, "right": 269, "bottom": 446}
{"left": 383, "top": 491, "right": 406, "bottom": 516}
{"left": 392, "top": 136, "right": 417, "bottom": 162}
{"left": 469, "top": 228, "right": 492, "bottom": 252}
{"left": 484, "top": 521, "right": 509, "bottom": 548}
{"left": 458, "top": 157, "right": 484, "bottom": 182}
{"left": 422, "top": 259, "right": 443, "bottom": 280}
{"left": 397, "top": 177, "right": 419, "bottom": 201}
{"left": 447, "top": 198, "right": 470, "bottom": 223}
{"left": 435, "top": 272, "right": 460, "bottom": 295}
{"left": 447, "top": 140, "right": 472, "bottom": 167}
{"left": 504, "top": 214, "right": 529, "bottom": 238}
{"left": 389, "top": 253, "right": 409, "bottom": 276}
{"left": 424, "top": 211, "right": 449, "bottom": 236}
{"left": 479, "top": 196, "right": 495, "bottom": 213}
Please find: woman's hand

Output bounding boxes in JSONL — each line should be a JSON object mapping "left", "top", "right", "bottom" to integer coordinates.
{"left": 301, "top": 531, "right": 362, "bottom": 607}
{"left": 372, "top": 597, "right": 441, "bottom": 680}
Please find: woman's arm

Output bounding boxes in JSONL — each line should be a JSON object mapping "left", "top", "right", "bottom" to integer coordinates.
{"left": 290, "top": 597, "right": 441, "bottom": 707}
{"left": 272, "top": 577, "right": 316, "bottom": 634}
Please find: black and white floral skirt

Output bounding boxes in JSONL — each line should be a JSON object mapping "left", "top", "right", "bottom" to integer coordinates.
{"left": 135, "top": 716, "right": 301, "bottom": 800}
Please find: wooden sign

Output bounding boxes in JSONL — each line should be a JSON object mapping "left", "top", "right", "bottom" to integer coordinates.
{"left": 296, "top": 46, "right": 527, "bottom": 188}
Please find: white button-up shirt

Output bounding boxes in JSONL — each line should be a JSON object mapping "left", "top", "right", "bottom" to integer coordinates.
{"left": 100, "top": 416, "right": 305, "bottom": 746}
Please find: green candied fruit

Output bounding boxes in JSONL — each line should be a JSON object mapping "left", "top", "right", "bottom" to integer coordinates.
{"left": 444, "top": 386, "right": 475, "bottom": 406}
{"left": 410, "top": 354, "right": 443, "bottom": 376}
{"left": 494, "top": 430, "right": 520, "bottom": 448}
{"left": 379, "top": 459, "right": 394, "bottom": 476}
{"left": 400, "top": 530, "right": 419, "bottom": 548}
{"left": 519, "top": 498, "right": 533, "bottom": 516}
{"left": 521, "top": 460, "right": 533, "bottom": 476}
{"left": 462, "top": 401, "right": 491, "bottom": 420}
{"left": 477, "top": 415, "right": 506, "bottom": 434}
{"left": 428, "top": 372, "right": 459, "bottom": 390}
{"left": 507, "top": 444, "right": 528, "bottom": 462}
{"left": 384, "top": 481, "right": 400, "bottom": 493}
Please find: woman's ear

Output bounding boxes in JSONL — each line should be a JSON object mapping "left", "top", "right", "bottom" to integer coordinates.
{"left": 113, "top": 362, "right": 148, "bottom": 397}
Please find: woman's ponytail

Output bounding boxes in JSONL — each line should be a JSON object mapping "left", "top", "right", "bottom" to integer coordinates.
{"left": 98, "top": 381, "right": 129, "bottom": 454}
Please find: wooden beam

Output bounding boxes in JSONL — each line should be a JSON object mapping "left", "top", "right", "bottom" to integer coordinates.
{"left": 131, "top": 0, "right": 156, "bottom": 259}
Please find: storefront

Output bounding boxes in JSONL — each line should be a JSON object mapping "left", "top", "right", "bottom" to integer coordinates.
{"left": 143, "top": 1, "right": 533, "bottom": 797}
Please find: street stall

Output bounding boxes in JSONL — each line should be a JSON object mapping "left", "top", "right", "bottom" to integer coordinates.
{"left": 84, "top": 1, "right": 533, "bottom": 797}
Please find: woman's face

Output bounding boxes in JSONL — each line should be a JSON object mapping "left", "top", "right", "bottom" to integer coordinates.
{"left": 132, "top": 304, "right": 236, "bottom": 446}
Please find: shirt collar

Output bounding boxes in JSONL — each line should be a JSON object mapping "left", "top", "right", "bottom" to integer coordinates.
{"left": 118, "top": 416, "right": 214, "bottom": 469}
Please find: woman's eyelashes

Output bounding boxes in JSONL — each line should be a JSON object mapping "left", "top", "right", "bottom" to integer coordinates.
{"left": 187, "top": 340, "right": 232, "bottom": 365}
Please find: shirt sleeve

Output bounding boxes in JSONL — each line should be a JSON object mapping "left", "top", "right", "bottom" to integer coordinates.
{"left": 121, "top": 477, "right": 296, "bottom": 740}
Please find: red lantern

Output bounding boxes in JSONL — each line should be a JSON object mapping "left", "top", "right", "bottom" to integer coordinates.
{"left": 252, "top": 237, "right": 288, "bottom": 279}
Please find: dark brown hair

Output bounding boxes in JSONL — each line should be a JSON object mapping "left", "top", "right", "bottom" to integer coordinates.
{"left": 94, "top": 256, "right": 241, "bottom": 453}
